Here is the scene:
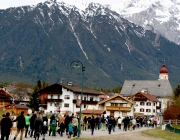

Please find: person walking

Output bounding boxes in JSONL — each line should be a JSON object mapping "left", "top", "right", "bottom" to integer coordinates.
{"left": 117, "top": 117, "right": 122, "bottom": 129}
{"left": 67, "top": 121, "right": 74, "bottom": 138}
{"left": 90, "top": 116, "right": 96, "bottom": 135}
{"left": 72, "top": 116, "right": 78, "bottom": 137}
{"left": 107, "top": 116, "right": 113, "bottom": 134}
{"left": 49, "top": 114, "right": 55, "bottom": 136}
{"left": 59, "top": 121, "right": 65, "bottom": 137}
{"left": 41, "top": 121, "right": 48, "bottom": 140}
{"left": 101, "top": 115, "right": 106, "bottom": 131}
{"left": 1, "top": 112, "right": 13, "bottom": 140}
{"left": 30, "top": 111, "right": 37, "bottom": 138}
{"left": 34, "top": 113, "right": 43, "bottom": 140}
{"left": 24, "top": 114, "right": 30, "bottom": 138}
{"left": 50, "top": 120, "right": 57, "bottom": 137}
{"left": 12, "top": 111, "right": 26, "bottom": 140}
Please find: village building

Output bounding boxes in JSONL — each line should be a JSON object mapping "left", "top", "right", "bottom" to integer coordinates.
{"left": 38, "top": 83, "right": 103, "bottom": 114}
{"left": 132, "top": 90, "right": 160, "bottom": 116}
{"left": 120, "top": 63, "right": 173, "bottom": 114}
{"left": 0, "top": 88, "right": 13, "bottom": 111}
{"left": 98, "top": 94, "right": 135, "bottom": 118}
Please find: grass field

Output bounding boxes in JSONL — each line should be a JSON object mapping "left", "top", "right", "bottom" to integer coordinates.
{"left": 143, "top": 126, "right": 180, "bottom": 140}
{"left": 172, "top": 124, "right": 180, "bottom": 129}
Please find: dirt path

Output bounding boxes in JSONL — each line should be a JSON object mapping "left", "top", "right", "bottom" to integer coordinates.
{"left": 84, "top": 131, "right": 164, "bottom": 140}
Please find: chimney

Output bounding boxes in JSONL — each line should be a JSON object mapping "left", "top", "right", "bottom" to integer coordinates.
{"left": 67, "top": 82, "right": 73, "bottom": 86}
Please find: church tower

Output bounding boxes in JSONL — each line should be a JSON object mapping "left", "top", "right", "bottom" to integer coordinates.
{"left": 159, "top": 63, "right": 168, "bottom": 80}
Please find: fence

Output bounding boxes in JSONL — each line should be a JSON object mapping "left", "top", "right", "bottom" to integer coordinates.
{"left": 163, "top": 119, "right": 180, "bottom": 125}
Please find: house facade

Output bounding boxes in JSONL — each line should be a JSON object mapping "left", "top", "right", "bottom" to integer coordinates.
{"left": 132, "top": 90, "right": 160, "bottom": 116}
{"left": 120, "top": 62, "right": 173, "bottom": 113}
{"left": 98, "top": 94, "right": 134, "bottom": 118}
{"left": 0, "top": 88, "right": 13, "bottom": 110}
{"left": 38, "top": 83, "right": 103, "bottom": 114}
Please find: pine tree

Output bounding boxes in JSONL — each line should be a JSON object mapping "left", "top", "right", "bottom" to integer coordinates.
{"left": 28, "top": 86, "right": 40, "bottom": 111}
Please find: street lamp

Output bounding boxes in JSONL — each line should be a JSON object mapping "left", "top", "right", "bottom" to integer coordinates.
{"left": 70, "top": 60, "right": 85, "bottom": 138}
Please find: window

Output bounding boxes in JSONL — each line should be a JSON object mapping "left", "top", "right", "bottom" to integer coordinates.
{"left": 154, "top": 103, "right": 156, "bottom": 106}
{"left": 153, "top": 109, "right": 156, "bottom": 113}
{"left": 51, "top": 95, "right": 53, "bottom": 99}
{"left": 64, "top": 103, "right": 69, "bottom": 108}
{"left": 90, "top": 97, "right": 93, "bottom": 101}
{"left": 58, "top": 95, "right": 60, "bottom": 99}
{"left": 64, "top": 95, "right": 70, "bottom": 99}
{"left": 146, "top": 109, "right": 151, "bottom": 112}
{"left": 134, "top": 108, "right": 136, "bottom": 112}
{"left": 122, "top": 112, "right": 127, "bottom": 117}
{"left": 84, "top": 105, "right": 86, "bottom": 108}
{"left": 146, "top": 102, "right": 151, "bottom": 106}
{"left": 140, "top": 102, "right": 144, "bottom": 106}
{"left": 140, "top": 108, "right": 144, "bottom": 112}
{"left": 84, "top": 97, "right": 86, "bottom": 101}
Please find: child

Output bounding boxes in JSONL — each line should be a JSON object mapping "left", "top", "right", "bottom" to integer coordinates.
{"left": 68, "top": 121, "right": 74, "bottom": 138}
{"left": 42, "top": 121, "right": 48, "bottom": 140}
{"left": 59, "top": 121, "right": 65, "bottom": 137}
{"left": 50, "top": 120, "right": 57, "bottom": 137}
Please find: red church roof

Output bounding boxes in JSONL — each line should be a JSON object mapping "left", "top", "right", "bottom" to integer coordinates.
{"left": 160, "top": 64, "right": 168, "bottom": 73}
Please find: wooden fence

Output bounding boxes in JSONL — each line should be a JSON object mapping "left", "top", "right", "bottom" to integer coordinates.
{"left": 163, "top": 119, "right": 180, "bottom": 125}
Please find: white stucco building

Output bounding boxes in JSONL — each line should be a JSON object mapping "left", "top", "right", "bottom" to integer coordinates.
{"left": 132, "top": 89, "right": 160, "bottom": 116}
{"left": 39, "top": 83, "right": 103, "bottom": 114}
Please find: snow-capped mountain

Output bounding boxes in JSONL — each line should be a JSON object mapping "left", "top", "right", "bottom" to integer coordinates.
{"left": 1, "top": 0, "right": 180, "bottom": 88}
{"left": 1, "top": 0, "right": 180, "bottom": 45}
{"left": 110, "top": 0, "right": 180, "bottom": 45}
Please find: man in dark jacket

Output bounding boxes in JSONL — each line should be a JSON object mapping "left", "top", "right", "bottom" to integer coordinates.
{"left": 13, "top": 111, "right": 26, "bottom": 140}
{"left": 30, "top": 111, "right": 37, "bottom": 138}
{"left": 90, "top": 116, "right": 96, "bottom": 135}
{"left": 1, "top": 112, "right": 12, "bottom": 140}
{"left": 108, "top": 116, "right": 113, "bottom": 134}
{"left": 34, "top": 113, "right": 43, "bottom": 140}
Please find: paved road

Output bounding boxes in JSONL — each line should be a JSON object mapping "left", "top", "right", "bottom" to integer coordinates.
{"left": 10, "top": 127, "right": 154, "bottom": 140}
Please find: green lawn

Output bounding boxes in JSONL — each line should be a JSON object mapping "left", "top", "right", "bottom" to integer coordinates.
{"left": 143, "top": 126, "right": 180, "bottom": 140}
{"left": 172, "top": 124, "right": 180, "bottom": 129}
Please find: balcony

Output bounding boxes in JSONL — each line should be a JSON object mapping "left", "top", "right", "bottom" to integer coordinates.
{"left": 73, "top": 99, "right": 98, "bottom": 105}
{"left": 45, "top": 99, "right": 63, "bottom": 102}
{"left": 106, "top": 106, "right": 131, "bottom": 112}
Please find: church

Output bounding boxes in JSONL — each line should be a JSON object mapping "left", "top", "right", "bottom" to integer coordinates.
{"left": 120, "top": 62, "right": 173, "bottom": 114}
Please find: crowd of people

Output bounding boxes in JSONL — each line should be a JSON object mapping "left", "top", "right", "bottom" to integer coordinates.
{"left": 0, "top": 111, "right": 159, "bottom": 140}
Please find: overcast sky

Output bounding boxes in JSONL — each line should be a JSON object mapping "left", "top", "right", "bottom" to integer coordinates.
{"left": 0, "top": 0, "right": 120, "bottom": 9}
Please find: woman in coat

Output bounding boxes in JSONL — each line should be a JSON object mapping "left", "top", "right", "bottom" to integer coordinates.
{"left": 1, "top": 112, "right": 13, "bottom": 140}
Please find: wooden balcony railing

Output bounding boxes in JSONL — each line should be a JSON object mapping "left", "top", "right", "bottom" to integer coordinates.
{"left": 106, "top": 106, "right": 131, "bottom": 111}
{"left": 133, "top": 98, "right": 147, "bottom": 101}
{"left": 73, "top": 99, "right": 98, "bottom": 105}
{"left": 45, "top": 99, "right": 63, "bottom": 102}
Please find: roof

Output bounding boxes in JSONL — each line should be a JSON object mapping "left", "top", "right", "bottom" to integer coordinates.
{"left": 120, "top": 80, "right": 173, "bottom": 97}
{"left": 0, "top": 88, "right": 13, "bottom": 100}
{"left": 160, "top": 64, "right": 168, "bottom": 73}
{"left": 60, "top": 84, "right": 103, "bottom": 95}
{"left": 15, "top": 104, "right": 29, "bottom": 109}
{"left": 133, "top": 92, "right": 159, "bottom": 102}
{"left": 98, "top": 94, "right": 134, "bottom": 105}
{"left": 99, "top": 92, "right": 109, "bottom": 99}
{"left": 76, "top": 109, "right": 105, "bottom": 115}
{"left": 38, "top": 83, "right": 62, "bottom": 93}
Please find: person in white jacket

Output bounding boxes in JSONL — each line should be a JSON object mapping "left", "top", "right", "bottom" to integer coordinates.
{"left": 117, "top": 117, "right": 122, "bottom": 129}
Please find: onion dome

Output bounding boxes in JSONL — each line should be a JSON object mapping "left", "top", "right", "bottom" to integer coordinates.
{"left": 160, "top": 64, "right": 168, "bottom": 73}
